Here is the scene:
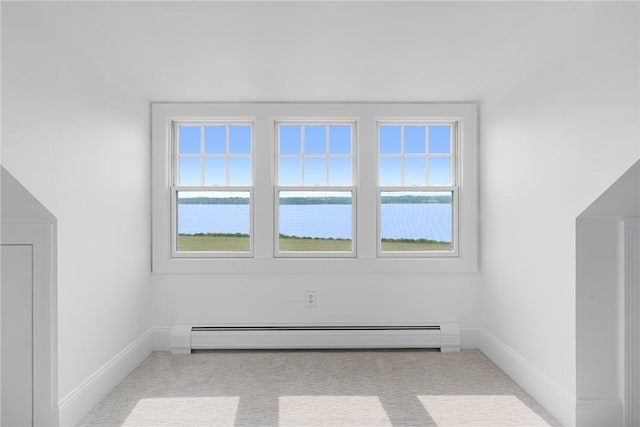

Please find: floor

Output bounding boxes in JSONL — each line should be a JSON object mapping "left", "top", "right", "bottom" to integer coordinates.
{"left": 78, "top": 349, "right": 559, "bottom": 427}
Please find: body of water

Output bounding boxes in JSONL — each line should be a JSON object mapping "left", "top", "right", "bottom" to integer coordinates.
{"left": 178, "top": 203, "right": 452, "bottom": 242}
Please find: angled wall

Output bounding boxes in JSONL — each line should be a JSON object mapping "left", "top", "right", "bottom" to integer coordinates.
{"left": 1, "top": 4, "right": 153, "bottom": 424}
{"left": 480, "top": 4, "right": 639, "bottom": 425}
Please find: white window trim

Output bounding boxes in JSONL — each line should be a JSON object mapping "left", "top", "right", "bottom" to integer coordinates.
{"left": 376, "top": 119, "right": 459, "bottom": 258}
{"left": 274, "top": 119, "right": 357, "bottom": 258}
{"left": 151, "top": 102, "right": 478, "bottom": 274}
{"left": 170, "top": 120, "right": 255, "bottom": 258}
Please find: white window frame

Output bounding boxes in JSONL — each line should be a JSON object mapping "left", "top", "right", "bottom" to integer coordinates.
{"left": 376, "top": 120, "right": 459, "bottom": 258}
{"left": 274, "top": 120, "right": 357, "bottom": 258}
{"left": 171, "top": 120, "right": 255, "bottom": 258}
{"left": 151, "top": 102, "right": 478, "bottom": 274}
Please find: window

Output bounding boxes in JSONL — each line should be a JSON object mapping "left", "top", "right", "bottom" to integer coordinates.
{"left": 152, "top": 103, "right": 478, "bottom": 274}
{"left": 172, "top": 122, "right": 253, "bottom": 257}
{"left": 275, "top": 122, "right": 355, "bottom": 256}
{"left": 377, "top": 122, "right": 457, "bottom": 256}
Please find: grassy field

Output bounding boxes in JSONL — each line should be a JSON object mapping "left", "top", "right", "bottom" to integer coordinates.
{"left": 380, "top": 239, "right": 452, "bottom": 252}
{"left": 178, "top": 233, "right": 250, "bottom": 252}
{"left": 178, "top": 233, "right": 451, "bottom": 252}
{"left": 278, "top": 236, "right": 352, "bottom": 251}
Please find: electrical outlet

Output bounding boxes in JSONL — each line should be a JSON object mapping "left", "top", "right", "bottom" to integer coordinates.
{"left": 305, "top": 290, "right": 316, "bottom": 307}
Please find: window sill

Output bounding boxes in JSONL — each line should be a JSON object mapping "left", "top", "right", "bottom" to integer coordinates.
{"left": 151, "top": 255, "right": 478, "bottom": 275}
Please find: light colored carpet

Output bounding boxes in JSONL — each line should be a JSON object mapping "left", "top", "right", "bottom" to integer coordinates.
{"left": 77, "top": 349, "right": 559, "bottom": 427}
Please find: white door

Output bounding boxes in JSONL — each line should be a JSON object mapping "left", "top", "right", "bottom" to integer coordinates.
{"left": 1, "top": 244, "right": 33, "bottom": 427}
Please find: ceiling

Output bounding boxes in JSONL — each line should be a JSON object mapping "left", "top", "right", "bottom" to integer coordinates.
{"left": 1, "top": 1, "right": 613, "bottom": 102}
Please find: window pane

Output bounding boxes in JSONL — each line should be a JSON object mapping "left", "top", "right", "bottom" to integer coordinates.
{"left": 329, "top": 125, "right": 351, "bottom": 154}
{"left": 229, "top": 126, "right": 251, "bottom": 154}
{"left": 278, "top": 191, "right": 352, "bottom": 252}
{"left": 179, "top": 126, "right": 201, "bottom": 154}
{"left": 404, "top": 157, "right": 426, "bottom": 185}
{"left": 379, "top": 126, "right": 401, "bottom": 154}
{"left": 177, "top": 191, "right": 250, "bottom": 252}
{"left": 428, "top": 157, "right": 451, "bottom": 185}
{"left": 379, "top": 157, "right": 401, "bottom": 185}
{"left": 305, "top": 126, "right": 326, "bottom": 154}
{"left": 204, "top": 126, "right": 226, "bottom": 154}
{"left": 204, "top": 157, "right": 226, "bottom": 185}
{"left": 304, "top": 157, "right": 326, "bottom": 185}
{"left": 329, "top": 157, "right": 352, "bottom": 185}
{"left": 429, "top": 126, "right": 451, "bottom": 154}
{"left": 279, "top": 126, "right": 301, "bottom": 154}
{"left": 404, "top": 126, "right": 426, "bottom": 154}
{"left": 229, "top": 157, "right": 251, "bottom": 185}
{"left": 279, "top": 157, "right": 301, "bottom": 185}
{"left": 380, "top": 191, "right": 452, "bottom": 252}
{"left": 179, "top": 157, "right": 201, "bottom": 185}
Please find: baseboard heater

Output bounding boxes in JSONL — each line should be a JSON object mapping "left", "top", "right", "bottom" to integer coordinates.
{"left": 171, "top": 323, "right": 460, "bottom": 354}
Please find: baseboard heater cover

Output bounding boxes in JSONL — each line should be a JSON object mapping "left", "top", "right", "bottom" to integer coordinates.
{"left": 171, "top": 323, "right": 460, "bottom": 354}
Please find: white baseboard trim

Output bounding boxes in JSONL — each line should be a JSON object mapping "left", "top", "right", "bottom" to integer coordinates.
{"left": 153, "top": 326, "right": 172, "bottom": 351}
{"left": 58, "top": 329, "right": 153, "bottom": 427}
{"left": 460, "top": 327, "right": 480, "bottom": 349}
{"left": 479, "top": 329, "right": 576, "bottom": 427}
{"left": 575, "top": 398, "right": 623, "bottom": 427}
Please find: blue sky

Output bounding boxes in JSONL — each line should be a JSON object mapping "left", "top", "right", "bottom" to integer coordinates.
{"left": 179, "top": 125, "right": 252, "bottom": 186}
{"left": 278, "top": 125, "right": 352, "bottom": 186}
{"left": 378, "top": 124, "right": 452, "bottom": 186}
{"left": 177, "top": 123, "right": 452, "bottom": 188}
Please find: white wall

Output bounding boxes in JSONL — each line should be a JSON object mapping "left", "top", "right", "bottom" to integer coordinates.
{"left": 144, "top": 2, "right": 613, "bottom": 346}
{"left": 1, "top": 3, "right": 152, "bottom": 425}
{"left": 481, "top": 2, "right": 639, "bottom": 425}
{"left": 153, "top": 272, "right": 479, "bottom": 338}
{"left": 575, "top": 218, "right": 624, "bottom": 425}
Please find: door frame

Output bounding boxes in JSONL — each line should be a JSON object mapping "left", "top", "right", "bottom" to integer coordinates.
{"left": 1, "top": 222, "right": 58, "bottom": 425}
{"left": 625, "top": 217, "right": 640, "bottom": 427}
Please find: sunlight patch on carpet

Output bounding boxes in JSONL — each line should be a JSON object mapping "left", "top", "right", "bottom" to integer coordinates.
{"left": 279, "top": 395, "right": 392, "bottom": 426}
{"left": 418, "top": 395, "right": 553, "bottom": 426}
{"left": 123, "top": 396, "right": 239, "bottom": 426}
